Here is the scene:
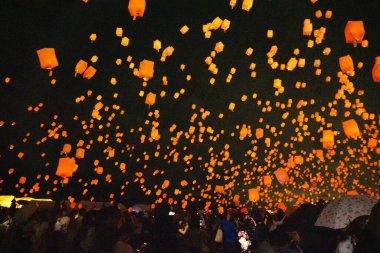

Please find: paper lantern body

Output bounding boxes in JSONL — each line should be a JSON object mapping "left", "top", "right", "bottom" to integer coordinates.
{"left": 139, "top": 60, "right": 154, "bottom": 80}
{"left": 322, "top": 130, "right": 334, "bottom": 149}
{"left": 242, "top": 0, "right": 253, "bottom": 12}
{"left": 344, "top": 21, "right": 365, "bottom": 43}
{"left": 256, "top": 128, "right": 264, "bottom": 139}
{"left": 372, "top": 56, "right": 380, "bottom": 82}
{"left": 128, "top": 0, "right": 146, "bottom": 20}
{"left": 75, "top": 60, "right": 88, "bottom": 75}
{"left": 263, "top": 175, "right": 272, "bottom": 186}
{"left": 274, "top": 168, "right": 289, "bottom": 185}
{"left": 215, "top": 185, "right": 224, "bottom": 193}
{"left": 248, "top": 187, "right": 259, "bottom": 202}
{"left": 162, "top": 180, "right": 170, "bottom": 189}
{"left": 339, "top": 55, "right": 354, "bottom": 74}
{"left": 83, "top": 66, "right": 97, "bottom": 80}
{"left": 342, "top": 119, "right": 360, "bottom": 138}
{"left": 368, "top": 138, "right": 378, "bottom": 148}
{"left": 61, "top": 144, "right": 72, "bottom": 155}
{"left": 37, "top": 48, "right": 59, "bottom": 70}
{"left": 56, "top": 157, "right": 76, "bottom": 178}
{"left": 75, "top": 148, "right": 85, "bottom": 159}
{"left": 145, "top": 92, "right": 156, "bottom": 106}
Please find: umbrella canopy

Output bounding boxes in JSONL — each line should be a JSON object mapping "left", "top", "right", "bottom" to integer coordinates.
{"left": 315, "top": 195, "right": 377, "bottom": 229}
{"left": 367, "top": 201, "right": 380, "bottom": 237}
{"left": 282, "top": 203, "right": 324, "bottom": 232}
{"left": 14, "top": 202, "right": 38, "bottom": 225}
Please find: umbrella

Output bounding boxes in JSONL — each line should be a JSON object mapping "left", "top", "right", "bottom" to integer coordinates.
{"left": 315, "top": 195, "right": 377, "bottom": 229}
{"left": 281, "top": 203, "right": 324, "bottom": 232}
{"left": 14, "top": 202, "right": 38, "bottom": 225}
{"left": 367, "top": 201, "right": 380, "bottom": 237}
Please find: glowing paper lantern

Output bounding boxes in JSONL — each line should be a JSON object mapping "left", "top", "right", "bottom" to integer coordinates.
{"left": 153, "top": 40, "right": 161, "bottom": 52}
{"left": 139, "top": 60, "right": 154, "bottom": 80}
{"left": 221, "top": 19, "right": 231, "bottom": 32}
{"left": 61, "top": 144, "right": 72, "bottom": 155}
{"left": 342, "top": 119, "right": 360, "bottom": 139}
{"left": 274, "top": 168, "right": 289, "bottom": 185}
{"left": 162, "top": 180, "right": 170, "bottom": 189}
{"left": 372, "top": 56, "right": 380, "bottom": 82}
{"left": 242, "top": 0, "right": 253, "bottom": 12}
{"left": 75, "top": 59, "right": 88, "bottom": 76}
{"left": 75, "top": 148, "right": 85, "bottom": 159}
{"left": 215, "top": 185, "right": 224, "bottom": 193}
{"left": 36, "top": 48, "right": 59, "bottom": 75}
{"left": 19, "top": 176, "right": 27, "bottom": 185}
{"left": 263, "top": 175, "right": 272, "bottom": 186}
{"left": 344, "top": 21, "right": 365, "bottom": 45}
{"left": 303, "top": 19, "right": 313, "bottom": 36}
{"left": 128, "top": 0, "right": 146, "bottom": 20}
{"left": 145, "top": 92, "right": 156, "bottom": 106}
{"left": 322, "top": 130, "right": 334, "bottom": 149}
{"left": 256, "top": 128, "right": 264, "bottom": 139}
{"left": 56, "top": 157, "right": 77, "bottom": 178}
{"left": 83, "top": 66, "right": 97, "bottom": 80}
{"left": 248, "top": 187, "right": 260, "bottom": 202}
{"left": 339, "top": 55, "right": 354, "bottom": 74}
{"left": 367, "top": 138, "right": 378, "bottom": 148}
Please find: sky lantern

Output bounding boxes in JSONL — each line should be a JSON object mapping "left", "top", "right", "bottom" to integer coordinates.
{"left": 139, "top": 60, "right": 154, "bottom": 81}
{"left": 256, "top": 128, "right": 264, "bottom": 139}
{"left": 345, "top": 21, "right": 365, "bottom": 46}
{"left": 83, "top": 66, "right": 97, "bottom": 80}
{"left": 242, "top": 0, "right": 253, "bottom": 12}
{"left": 19, "top": 176, "right": 27, "bottom": 185}
{"left": 74, "top": 59, "right": 88, "bottom": 76}
{"left": 36, "top": 48, "right": 59, "bottom": 76}
{"left": 56, "top": 157, "right": 77, "bottom": 178}
{"left": 303, "top": 19, "right": 313, "bottom": 36}
{"left": 215, "top": 185, "right": 224, "bottom": 193}
{"left": 162, "top": 180, "right": 170, "bottom": 189}
{"left": 322, "top": 130, "right": 334, "bottom": 149}
{"left": 367, "top": 138, "right": 378, "bottom": 148}
{"left": 153, "top": 40, "right": 161, "bottom": 52}
{"left": 221, "top": 19, "right": 231, "bottom": 32}
{"left": 128, "top": 0, "right": 146, "bottom": 20}
{"left": 145, "top": 92, "right": 156, "bottom": 107}
{"left": 372, "top": 56, "right": 380, "bottom": 82}
{"left": 342, "top": 119, "right": 360, "bottom": 139}
{"left": 339, "top": 55, "right": 354, "bottom": 75}
{"left": 274, "top": 168, "right": 289, "bottom": 185}
{"left": 75, "top": 148, "right": 85, "bottom": 159}
{"left": 263, "top": 175, "right": 272, "bottom": 186}
{"left": 248, "top": 187, "right": 260, "bottom": 202}
{"left": 61, "top": 144, "right": 72, "bottom": 155}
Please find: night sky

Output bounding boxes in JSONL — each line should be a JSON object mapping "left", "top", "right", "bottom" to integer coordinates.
{"left": 0, "top": 0, "right": 379, "bottom": 208}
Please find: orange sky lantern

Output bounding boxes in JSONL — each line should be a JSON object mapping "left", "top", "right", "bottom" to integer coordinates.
{"left": 339, "top": 55, "right": 354, "bottom": 75}
{"left": 139, "top": 60, "right": 154, "bottom": 81}
{"left": 36, "top": 48, "right": 59, "bottom": 76}
{"left": 75, "top": 59, "right": 88, "bottom": 76}
{"left": 322, "top": 130, "right": 334, "bottom": 150}
{"left": 344, "top": 21, "right": 365, "bottom": 46}
{"left": 56, "top": 157, "right": 77, "bottom": 178}
{"left": 83, "top": 66, "right": 97, "bottom": 79}
{"left": 274, "top": 168, "right": 289, "bottom": 185}
{"left": 248, "top": 187, "right": 259, "bottom": 202}
{"left": 342, "top": 119, "right": 360, "bottom": 139}
{"left": 372, "top": 56, "right": 380, "bottom": 82}
{"left": 128, "top": 0, "right": 146, "bottom": 20}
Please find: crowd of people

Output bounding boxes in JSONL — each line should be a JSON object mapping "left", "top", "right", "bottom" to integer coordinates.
{"left": 0, "top": 199, "right": 379, "bottom": 253}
